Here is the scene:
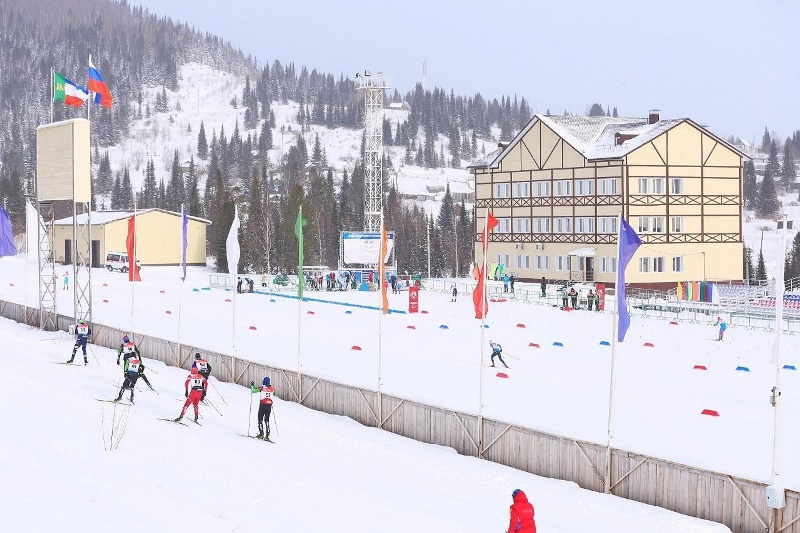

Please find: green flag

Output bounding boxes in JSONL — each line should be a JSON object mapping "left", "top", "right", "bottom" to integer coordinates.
{"left": 294, "top": 206, "right": 307, "bottom": 300}
{"left": 53, "top": 71, "right": 88, "bottom": 107}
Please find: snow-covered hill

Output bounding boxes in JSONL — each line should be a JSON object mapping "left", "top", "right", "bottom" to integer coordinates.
{"left": 102, "top": 63, "right": 478, "bottom": 215}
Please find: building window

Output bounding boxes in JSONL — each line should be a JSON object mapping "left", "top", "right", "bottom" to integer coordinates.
{"left": 670, "top": 178, "right": 684, "bottom": 195}
{"left": 599, "top": 216, "right": 618, "bottom": 234}
{"left": 554, "top": 217, "right": 572, "bottom": 233}
{"left": 670, "top": 216, "right": 683, "bottom": 233}
{"left": 601, "top": 256, "right": 618, "bottom": 273}
{"left": 653, "top": 257, "right": 665, "bottom": 273}
{"left": 533, "top": 181, "right": 551, "bottom": 197}
{"left": 556, "top": 255, "right": 571, "bottom": 272}
{"left": 513, "top": 217, "right": 530, "bottom": 233}
{"left": 555, "top": 180, "right": 572, "bottom": 196}
{"left": 639, "top": 257, "right": 651, "bottom": 273}
{"left": 534, "top": 217, "right": 551, "bottom": 233}
{"left": 638, "top": 216, "right": 665, "bottom": 233}
{"left": 515, "top": 254, "right": 530, "bottom": 269}
{"left": 495, "top": 254, "right": 510, "bottom": 267}
{"left": 638, "top": 177, "right": 665, "bottom": 194}
{"left": 497, "top": 218, "right": 511, "bottom": 233}
{"left": 535, "top": 255, "right": 550, "bottom": 270}
{"left": 576, "top": 179, "right": 594, "bottom": 195}
{"left": 598, "top": 178, "right": 618, "bottom": 195}
{"left": 513, "top": 182, "right": 530, "bottom": 198}
{"left": 576, "top": 217, "right": 594, "bottom": 234}
{"left": 672, "top": 256, "right": 684, "bottom": 272}
{"left": 494, "top": 183, "right": 510, "bottom": 198}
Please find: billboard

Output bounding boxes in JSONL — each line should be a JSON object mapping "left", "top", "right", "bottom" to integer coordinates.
{"left": 342, "top": 231, "right": 395, "bottom": 265}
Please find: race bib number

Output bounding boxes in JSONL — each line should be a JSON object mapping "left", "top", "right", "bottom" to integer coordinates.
{"left": 196, "top": 361, "right": 208, "bottom": 372}
{"left": 191, "top": 378, "right": 203, "bottom": 388}
{"left": 77, "top": 325, "right": 89, "bottom": 335}
{"left": 123, "top": 343, "right": 135, "bottom": 354}
{"left": 128, "top": 360, "right": 140, "bottom": 372}
{"left": 260, "top": 389, "right": 273, "bottom": 401}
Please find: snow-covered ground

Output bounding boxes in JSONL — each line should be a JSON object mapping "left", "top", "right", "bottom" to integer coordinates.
{"left": 0, "top": 280, "right": 730, "bottom": 532}
{"left": 0, "top": 254, "right": 797, "bottom": 496}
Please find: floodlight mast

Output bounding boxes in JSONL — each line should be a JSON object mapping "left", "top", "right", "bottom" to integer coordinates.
{"left": 355, "top": 71, "right": 391, "bottom": 232}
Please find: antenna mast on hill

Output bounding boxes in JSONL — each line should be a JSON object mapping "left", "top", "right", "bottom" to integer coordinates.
{"left": 355, "top": 70, "right": 391, "bottom": 232}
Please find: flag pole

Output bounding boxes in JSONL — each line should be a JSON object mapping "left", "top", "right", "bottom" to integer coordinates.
{"left": 478, "top": 208, "right": 490, "bottom": 458}
{"left": 296, "top": 205, "right": 303, "bottom": 403}
{"left": 87, "top": 54, "right": 91, "bottom": 123}
{"left": 771, "top": 215, "right": 787, "bottom": 492}
{"left": 232, "top": 204, "right": 238, "bottom": 384}
{"left": 50, "top": 67, "right": 54, "bottom": 124}
{"left": 177, "top": 203, "right": 184, "bottom": 367}
{"left": 131, "top": 200, "right": 137, "bottom": 337}
{"left": 378, "top": 215, "right": 386, "bottom": 428}
{"left": 605, "top": 211, "right": 623, "bottom": 493}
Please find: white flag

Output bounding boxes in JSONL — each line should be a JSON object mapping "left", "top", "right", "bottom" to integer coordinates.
{"left": 226, "top": 204, "right": 240, "bottom": 290}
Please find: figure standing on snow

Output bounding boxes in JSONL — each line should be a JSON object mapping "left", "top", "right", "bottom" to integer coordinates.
{"left": 250, "top": 377, "right": 275, "bottom": 440}
{"left": 540, "top": 277, "right": 547, "bottom": 298}
{"left": 115, "top": 352, "right": 143, "bottom": 403}
{"left": 503, "top": 273, "right": 510, "bottom": 293}
{"left": 716, "top": 316, "right": 727, "bottom": 341}
{"left": 506, "top": 489, "right": 536, "bottom": 533}
{"left": 62, "top": 270, "right": 69, "bottom": 290}
{"left": 192, "top": 352, "right": 212, "bottom": 400}
{"left": 509, "top": 274, "right": 515, "bottom": 293}
{"left": 489, "top": 340, "right": 509, "bottom": 368}
{"left": 451, "top": 284, "right": 458, "bottom": 302}
{"left": 568, "top": 287, "right": 578, "bottom": 309}
{"left": 117, "top": 334, "right": 154, "bottom": 390}
{"left": 587, "top": 290, "right": 595, "bottom": 311}
{"left": 67, "top": 320, "right": 91, "bottom": 365}
{"left": 175, "top": 367, "right": 207, "bottom": 423}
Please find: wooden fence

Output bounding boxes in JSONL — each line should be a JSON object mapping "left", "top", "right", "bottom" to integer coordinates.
{"left": 3, "top": 297, "right": 797, "bottom": 533}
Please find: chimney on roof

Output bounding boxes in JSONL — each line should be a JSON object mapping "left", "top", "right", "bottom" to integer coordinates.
{"left": 648, "top": 109, "right": 661, "bottom": 124}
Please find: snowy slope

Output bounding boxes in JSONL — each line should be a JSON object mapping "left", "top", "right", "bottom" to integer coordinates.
{"left": 0, "top": 315, "right": 729, "bottom": 532}
{"left": 1, "top": 255, "right": 798, "bottom": 492}
{"left": 101, "top": 63, "right": 479, "bottom": 215}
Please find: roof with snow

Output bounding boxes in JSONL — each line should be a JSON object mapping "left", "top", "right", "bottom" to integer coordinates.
{"left": 54, "top": 208, "right": 211, "bottom": 226}
{"left": 471, "top": 114, "right": 748, "bottom": 169}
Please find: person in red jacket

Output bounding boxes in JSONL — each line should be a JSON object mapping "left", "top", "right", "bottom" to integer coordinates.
{"left": 249, "top": 376, "right": 275, "bottom": 440}
{"left": 507, "top": 489, "right": 536, "bottom": 533}
{"left": 175, "top": 368, "right": 207, "bottom": 423}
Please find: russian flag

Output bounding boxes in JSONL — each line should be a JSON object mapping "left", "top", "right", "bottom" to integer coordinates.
{"left": 88, "top": 58, "right": 112, "bottom": 108}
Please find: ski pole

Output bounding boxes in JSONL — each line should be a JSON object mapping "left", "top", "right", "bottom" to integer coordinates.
{"left": 208, "top": 378, "right": 228, "bottom": 406}
{"left": 88, "top": 344, "right": 101, "bottom": 366}
{"left": 505, "top": 351, "right": 519, "bottom": 360}
{"left": 271, "top": 406, "right": 279, "bottom": 437}
{"left": 247, "top": 385, "right": 254, "bottom": 436}
{"left": 204, "top": 397, "right": 222, "bottom": 416}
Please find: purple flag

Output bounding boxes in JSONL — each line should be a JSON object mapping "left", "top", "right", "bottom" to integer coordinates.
{"left": 0, "top": 205, "right": 16, "bottom": 257}
{"left": 616, "top": 216, "right": 641, "bottom": 342}
{"left": 181, "top": 206, "right": 188, "bottom": 281}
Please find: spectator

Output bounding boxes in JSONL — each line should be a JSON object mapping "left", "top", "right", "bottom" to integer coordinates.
{"left": 509, "top": 273, "right": 516, "bottom": 293}
{"left": 506, "top": 489, "right": 536, "bottom": 533}
{"left": 503, "top": 274, "right": 510, "bottom": 293}
{"left": 716, "top": 316, "right": 727, "bottom": 341}
{"left": 568, "top": 287, "right": 578, "bottom": 309}
{"left": 540, "top": 277, "right": 547, "bottom": 298}
{"left": 586, "top": 290, "right": 595, "bottom": 311}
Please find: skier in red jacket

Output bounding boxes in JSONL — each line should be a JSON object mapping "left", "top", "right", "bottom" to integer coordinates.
{"left": 507, "top": 489, "right": 536, "bottom": 533}
{"left": 175, "top": 368, "right": 207, "bottom": 423}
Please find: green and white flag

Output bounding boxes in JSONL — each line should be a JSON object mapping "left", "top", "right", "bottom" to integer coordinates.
{"left": 53, "top": 71, "right": 88, "bottom": 107}
{"left": 294, "top": 206, "right": 307, "bottom": 300}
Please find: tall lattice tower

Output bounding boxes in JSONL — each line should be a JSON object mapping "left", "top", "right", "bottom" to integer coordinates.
{"left": 356, "top": 71, "right": 391, "bottom": 232}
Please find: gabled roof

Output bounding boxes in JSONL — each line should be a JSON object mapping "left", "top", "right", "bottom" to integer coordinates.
{"left": 54, "top": 208, "right": 212, "bottom": 226}
{"left": 474, "top": 114, "right": 748, "bottom": 169}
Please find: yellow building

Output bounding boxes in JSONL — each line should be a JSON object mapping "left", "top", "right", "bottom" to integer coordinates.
{"left": 53, "top": 209, "right": 210, "bottom": 267}
{"left": 470, "top": 112, "right": 746, "bottom": 288}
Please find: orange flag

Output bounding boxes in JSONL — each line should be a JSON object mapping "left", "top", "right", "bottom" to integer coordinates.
{"left": 380, "top": 222, "right": 389, "bottom": 314}
{"left": 126, "top": 216, "right": 141, "bottom": 282}
{"left": 472, "top": 265, "right": 488, "bottom": 319}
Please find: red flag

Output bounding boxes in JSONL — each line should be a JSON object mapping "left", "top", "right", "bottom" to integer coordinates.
{"left": 379, "top": 222, "right": 389, "bottom": 314}
{"left": 126, "top": 216, "right": 141, "bottom": 282}
{"left": 472, "top": 265, "right": 489, "bottom": 319}
{"left": 482, "top": 211, "right": 498, "bottom": 250}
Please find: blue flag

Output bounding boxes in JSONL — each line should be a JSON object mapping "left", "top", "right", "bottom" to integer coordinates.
{"left": 180, "top": 206, "right": 188, "bottom": 281}
{"left": 616, "top": 216, "right": 641, "bottom": 342}
{"left": 0, "top": 205, "right": 16, "bottom": 257}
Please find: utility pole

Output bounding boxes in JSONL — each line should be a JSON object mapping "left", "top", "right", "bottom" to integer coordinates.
{"left": 427, "top": 220, "right": 431, "bottom": 279}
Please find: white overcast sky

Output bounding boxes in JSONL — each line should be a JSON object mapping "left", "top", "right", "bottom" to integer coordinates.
{"left": 133, "top": 0, "right": 799, "bottom": 144}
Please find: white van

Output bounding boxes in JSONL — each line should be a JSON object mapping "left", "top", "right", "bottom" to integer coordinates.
{"left": 105, "top": 251, "right": 141, "bottom": 273}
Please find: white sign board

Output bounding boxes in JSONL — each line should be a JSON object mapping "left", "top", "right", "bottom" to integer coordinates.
{"left": 342, "top": 232, "right": 395, "bottom": 265}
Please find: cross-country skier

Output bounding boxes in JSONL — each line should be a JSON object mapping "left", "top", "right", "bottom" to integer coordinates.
{"left": 175, "top": 367, "right": 207, "bottom": 423}
{"left": 716, "top": 316, "right": 727, "bottom": 341}
{"left": 116, "top": 335, "right": 154, "bottom": 391}
{"left": 191, "top": 353, "right": 212, "bottom": 400}
{"left": 506, "top": 489, "right": 536, "bottom": 533}
{"left": 250, "top": 377, "right": 275, "bottom": 440}
{"left": 115, "top": 354, "right": 143, "bottom": 403}
{"left": 67, "top": 320, "right": 91, "bottom": 365}
{"left": 489, "top": 340, "right": 509, "bottom": 368}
